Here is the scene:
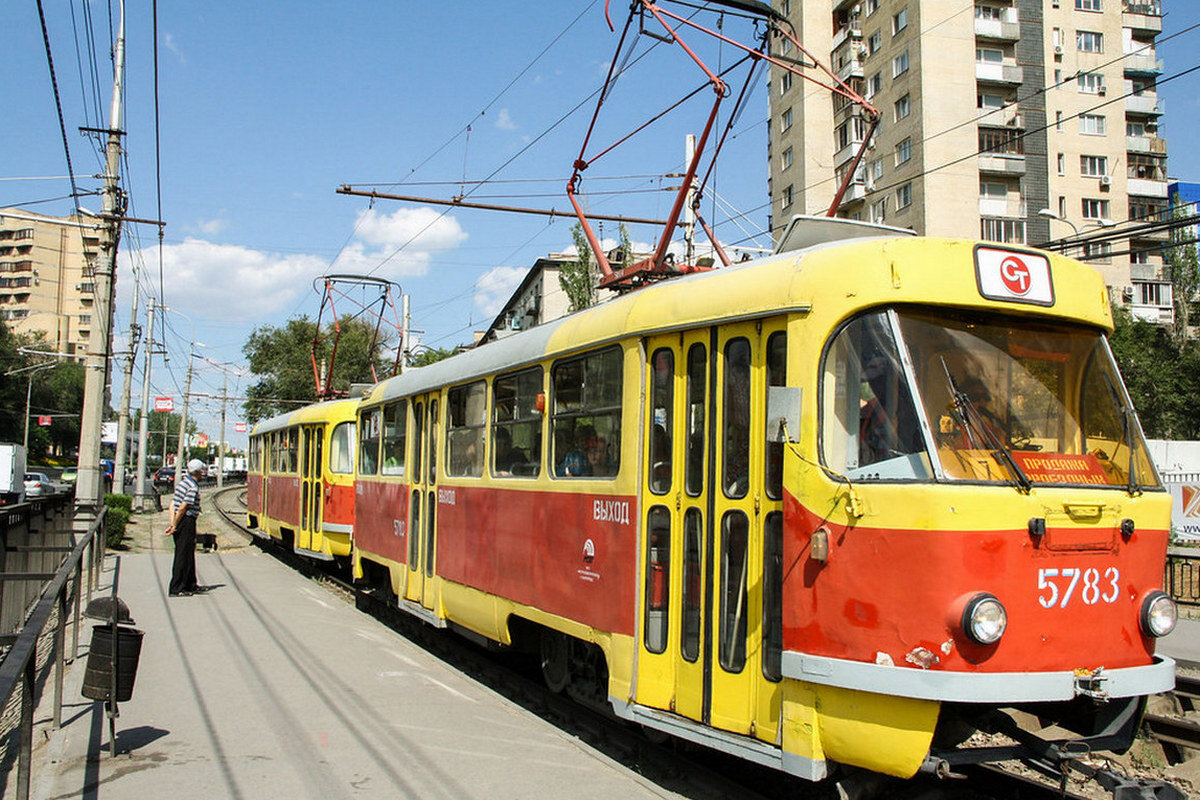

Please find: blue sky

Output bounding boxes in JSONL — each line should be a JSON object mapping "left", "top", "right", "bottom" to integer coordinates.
{"left": 4, "top": 1, "right": 1199, "bottom": 448}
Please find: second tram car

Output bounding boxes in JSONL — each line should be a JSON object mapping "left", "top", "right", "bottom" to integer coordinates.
{"left": 247, "top": 398, "right": 358, "bottom": 561}
{"left": 264, "top": 218, "right": 1178, "bottom": 782}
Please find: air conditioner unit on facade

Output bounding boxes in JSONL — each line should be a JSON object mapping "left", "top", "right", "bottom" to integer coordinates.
{"left": 1122, "top": 286, "right": 1134, "bottom": 300}
{"left": 1100, "top": 175, "right": 1112, "bottom": 187}
{"left": 1054, "top": 45, "right": 1064, "bottom": 56}
{"left": 1097, "top": 86, "right": 1106, "bottom": 95}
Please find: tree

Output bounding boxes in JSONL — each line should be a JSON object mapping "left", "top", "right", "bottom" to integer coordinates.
{"left": 0, "top": 320, "right": 26, "bottom": 443}
{"left": 1108, "top": 301, "right": 1200, "bottom": 440}
{"left": 242, "top": 315, "right": 393, "bottom": 423}
{"left": 560, "top": 223, "right": 598, "bottom": 313}
{"left": 1166, "top": 192, "right": 1199, "bottom": 345}
{"left": 409, "top": 347, "right": 456, "bottom": 368}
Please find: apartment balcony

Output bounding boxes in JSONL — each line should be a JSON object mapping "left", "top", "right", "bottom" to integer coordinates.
{"left": 1125, "top": 93, "right": 1162, "bottom": 116}
{"left": 1127, "top": 177, "right": 1168, "bottom": 197}
{"left": 1123, "top": 51, "right": 1162, "bottom": 76}
{"left": 1123, "top": 2, "right": 1162, "bottom": 35}
{"left": 1130, "top": 263, "right": 1158, "bottom": 281}
{"left": 837, "top": 58, "right": 864, "bottom": 82}
{"left": 838, "top": 182, "right": 869, "bottom": 204}
{"left": 976, "top": 62, "right": 1024, "bottom": 85}
{"left": 833, "top": 137, "right": 867, "bottom": 167}
{"left": 975, "top": 12, "right": 1020, "bottom": 42}
{"left": 831, "top": 23, "right": 862, "bottom": 52}
{"left": 1126, "top": 134, "right": 1167, "bottom": 154}
{"left": 1131, "top": 303, "right": 1174, "bottom": 325}
{"left": 979, "top": 197, "right": 1025, "bottom": 217}
{"left": 978, "top": 154, "right": 1026, "bottom": 176}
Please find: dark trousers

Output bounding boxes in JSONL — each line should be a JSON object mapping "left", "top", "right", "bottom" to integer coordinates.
{"left": 169, "top": 515, "right": 198, "bottom": 595}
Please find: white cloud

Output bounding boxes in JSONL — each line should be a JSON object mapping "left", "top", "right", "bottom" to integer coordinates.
{"left": 474, "top": 266, "right": 527, "bottom": 318}
{"left": 197, "top": 217, "right": 227, "bottom": 236}
{"left": 494, "top": 108, "right": 517, "bottom": 131}
{"left": 115, "top": 206, "right": 468, "bottom": 328}
{"left": 164, "top": 33, "right": 185, "bottom": 64}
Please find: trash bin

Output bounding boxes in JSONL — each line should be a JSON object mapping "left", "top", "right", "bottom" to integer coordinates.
{"left": 82, "top": 624, "right": 144, "bottom": 702}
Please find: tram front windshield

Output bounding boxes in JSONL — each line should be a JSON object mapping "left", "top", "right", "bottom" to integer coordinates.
{"left": 821, "top": 308, "right": 1159, "bottom": 490}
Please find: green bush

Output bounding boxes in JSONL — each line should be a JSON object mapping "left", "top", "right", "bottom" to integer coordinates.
{"left": 103, "top": 495, "right": 133, "bottom": 548}
{"left": 104, "top": 493, "right": 133, "bottom": 513}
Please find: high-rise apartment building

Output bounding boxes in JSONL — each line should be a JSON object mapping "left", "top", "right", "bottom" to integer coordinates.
{"left": 768, "top": 0, "right": 1169, "bottom": 314}
{"left": 0, "top": 207, "right": 103, "bottom": 359}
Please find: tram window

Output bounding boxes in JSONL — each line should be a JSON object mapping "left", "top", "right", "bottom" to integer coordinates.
{"left": 329, "top": 422, "right": 355, "bottom": 475}
{"left": 284, "top": 429, "right": 299, "bottom": 474}
{"left": 409, "top": 490, "right": 420, "bottom": 567}
{"left": 428, "top": 399, "right": 439, "bottom": 483}
{"left": 493, "top": 367, "right": 543, "bottom": 477}
{"left": 425, "top": 490, "right": 436, "bottom": 577}
{"left": 762, "top": 512, "right": 783, "bottom": 682}
{"left": 447, "top": 383, "right": 486, "bottom": 477}
{"left": 552, "top": 347, "right": 623, "bottom": 478}
{"left": 359, "top": 408, "right": 381, "bottom": 476}
{"left": 681, "top": 508, "right": 703, "bottom": 663}
{"left": 719, "top": 511, "right": 749, "bottom": 673}
{"left": 649, "top": 349, "right": 674, "bottom": 494}
{"left": 412, "top": 401, "right": 424, "bottom": 481}
{"left": 685, "top": 344, "right": 706, "bottom": 496}
{"left": 722, "top": 338, "right": 751, "bottom": 498}
{"left": 822, "top": 311, "right": 930, "bottom": 481}
{"left": 381, "top": 400, "right": 407, "bottom": 476}
{"left": 644, "top": 506, "right": 671, "bottom": 654}
{"left": 765, "top": 332, "right": 787, "bottom": 500}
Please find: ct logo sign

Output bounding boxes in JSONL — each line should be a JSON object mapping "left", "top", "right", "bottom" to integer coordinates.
{"left": 975, "top": 246, "right": 1054, "bottom": 306}
{"left": 1000, "top": 256, "right": 1032, "bottom": 295}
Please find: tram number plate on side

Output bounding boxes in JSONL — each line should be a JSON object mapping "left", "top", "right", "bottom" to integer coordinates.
{"left": 1037, "top": 567, "right": 1120, "bottom": 608}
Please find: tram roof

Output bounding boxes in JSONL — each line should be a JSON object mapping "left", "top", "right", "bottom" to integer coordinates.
{"left": 364, "top": 234, "right": 1112, "bottom": 405}
{"left": 250, "top": 397, "right": 359, "bottom": 437}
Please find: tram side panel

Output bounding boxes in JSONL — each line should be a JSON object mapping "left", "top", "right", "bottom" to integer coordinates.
{"left": 436, "top": 486, "right": 637, "bottom": 638}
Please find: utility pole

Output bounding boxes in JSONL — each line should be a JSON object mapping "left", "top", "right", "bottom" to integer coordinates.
{"left": 134, "top": 297, "right": 155, "bottom": 510}
{"left": 75, "top": 0, "right": 125, "bottom": 519}
{"left": 112, "top": 282, "right": 141, "bottom": 495}
{"left": 683, "top": 134, "right": 696, "bottom": 265}
{"left": 400, "top": 294, "right": 410, "bottom": 373}
{"left": 173, "top": 350, "right": 195, "bottom": 485}
{"left": 217, "top": 373, "right": 227, "bottom": 489}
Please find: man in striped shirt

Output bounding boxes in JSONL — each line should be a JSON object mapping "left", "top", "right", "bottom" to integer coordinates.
{"left": 164, "top": 459, "right": 206, "bottom": 596}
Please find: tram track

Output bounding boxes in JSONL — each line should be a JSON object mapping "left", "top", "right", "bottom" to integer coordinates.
{"left": 209, "top": 487, "right": 1188, "bottom": 800}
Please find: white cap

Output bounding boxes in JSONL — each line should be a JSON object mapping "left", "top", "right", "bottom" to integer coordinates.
{"left": 187, "top": 459, "right": 206, "bottom": 474}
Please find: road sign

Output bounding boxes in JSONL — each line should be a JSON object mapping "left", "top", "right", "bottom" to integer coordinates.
{"left": 234, "top": 422, "right": 247, "bottom": 433}
{"left": 154, "top": 396, "right": 174, "bottom": 412}
{"left": 37, "top": 416, "right": 51, "bottom": 427}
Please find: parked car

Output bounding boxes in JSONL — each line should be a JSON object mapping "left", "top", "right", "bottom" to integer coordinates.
{"left": 23, "top": 472, "right": 55, "bottom": 497}
{"left": 153, "top": 467, "right": 176, "bottom": 488}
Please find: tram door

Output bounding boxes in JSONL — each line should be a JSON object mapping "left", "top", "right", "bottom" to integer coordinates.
{"left": 298, "top": 424, "right": 322, "bottom": 553}
{"left": 638, "top": 321, "right": 786, "bottom": 743}
{"left": 406, "top": 393, "right": 440, "bottom": 611}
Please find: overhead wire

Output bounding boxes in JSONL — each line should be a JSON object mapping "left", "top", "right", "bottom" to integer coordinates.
{"left": 34, "top": 0, "right": 81, "bottom": 206}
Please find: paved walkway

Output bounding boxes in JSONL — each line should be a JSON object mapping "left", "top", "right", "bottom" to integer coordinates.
{"left": 25, "top": 551, "right": 689, "bottom": 800}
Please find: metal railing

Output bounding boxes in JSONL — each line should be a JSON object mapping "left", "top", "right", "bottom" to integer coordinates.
{"left": 0, "top": 497, "right": 105, "bottom": 800}
{"left": 1167, "top": 548, "right": 1200, "bottom": 608}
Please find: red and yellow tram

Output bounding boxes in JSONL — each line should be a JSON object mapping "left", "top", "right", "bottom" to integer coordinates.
{"left": 277, "top": 218, "right": 1178, "bottom": 782}
{"left": 246, "top": 398, "right": 358, "bottom": 561}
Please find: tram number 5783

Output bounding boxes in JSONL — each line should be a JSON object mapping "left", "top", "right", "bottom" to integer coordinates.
{"left": 1037, "top": 567, "right": 1121, "bottom": 609}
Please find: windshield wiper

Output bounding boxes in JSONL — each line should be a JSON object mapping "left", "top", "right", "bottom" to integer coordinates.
{"left": 940, "top": 359, "right": 1032, "bottom": 493}
{"left": 1100, "top": 371, "right": 1141, "bottom": 495}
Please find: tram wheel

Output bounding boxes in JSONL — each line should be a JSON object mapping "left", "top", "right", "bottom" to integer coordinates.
{"left": 540, "top": 629, "right": 570, "bottom": 694}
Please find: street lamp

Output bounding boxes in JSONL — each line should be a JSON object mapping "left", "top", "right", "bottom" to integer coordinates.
{"left": 1038, "top": 208, "right": 1080, "bottom": 237}
{"left": 4, "top": 361, "right": 57, "bottom": 451}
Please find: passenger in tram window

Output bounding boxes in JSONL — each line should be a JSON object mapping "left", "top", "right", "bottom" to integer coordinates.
{"left": 556, "top": 425, "right": 593, "bottom": 476}
{"left": 493, "top": 427, "right": 526, "bottom": 475}
{"left": 586, "top": 436, "right": 615, "bottom": 477}
{"left": 383, "top": 442, "right": 404, "bottom": 474}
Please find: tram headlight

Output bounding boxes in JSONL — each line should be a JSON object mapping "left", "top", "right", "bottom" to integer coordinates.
{"left": 1140, "top": 591, "right": 1177, "bottom": 638}
{"left": 962, "top": 593, "right": 1007, "bottom": 645}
